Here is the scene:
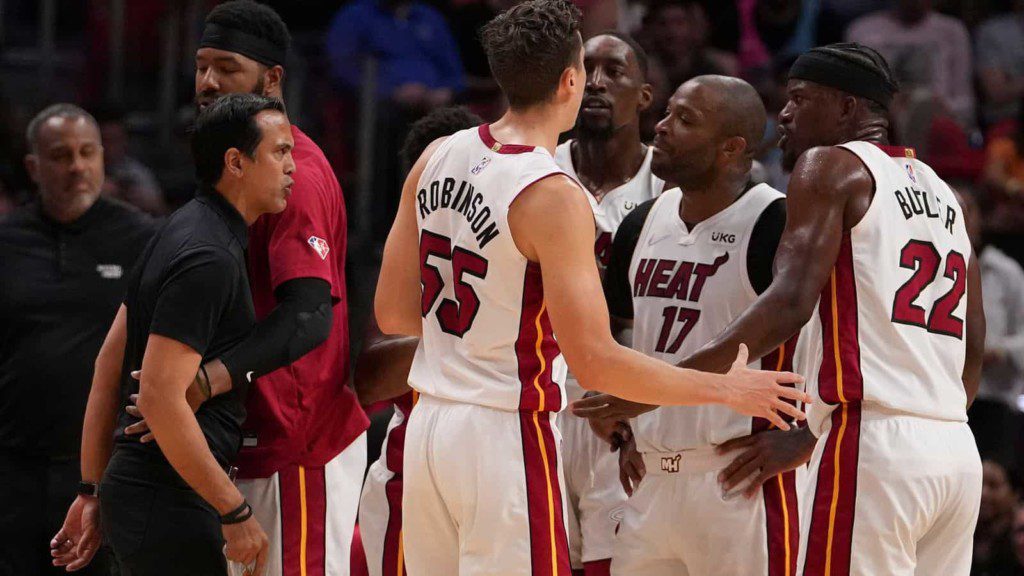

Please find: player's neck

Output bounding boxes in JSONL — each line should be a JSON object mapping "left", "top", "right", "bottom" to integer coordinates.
{"left": 488, "top": 108, "right": 565, "bottom": 155}
{"left": 850, "top": 119, "right": 890, "bottom": 146}
{"left": 572, "top": 129, "right": 646, "bottom": 196}
{"left": 677, "top": 171, "right": 750, "bottom": 225}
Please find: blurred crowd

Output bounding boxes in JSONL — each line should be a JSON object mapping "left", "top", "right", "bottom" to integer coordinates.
{"left": 2, "top": 0, "right": 1024, "bottom": 573}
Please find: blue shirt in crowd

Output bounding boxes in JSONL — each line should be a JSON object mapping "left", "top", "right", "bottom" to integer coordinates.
{"left": 326, "top": 0, "right": 465, "bottom": 97}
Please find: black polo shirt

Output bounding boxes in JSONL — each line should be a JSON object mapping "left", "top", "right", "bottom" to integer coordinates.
{"left": 114, "top": 189, "right": 255, "bottom": 469}
{"left": 0, "top": 197, "right": 154, "bottom": 458}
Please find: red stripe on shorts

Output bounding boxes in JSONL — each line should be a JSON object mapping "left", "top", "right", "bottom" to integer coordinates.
{"left": 802, "top": 404, "right": 862, "bottom": 576}
{"left": 519, "top": 411, "right": 571, "bottom": 576}
{"left": 763, "top": 469, "right": 800, "bottom": 576}
{"left": 381, "top": 474, "right": 406, "bottom": 576}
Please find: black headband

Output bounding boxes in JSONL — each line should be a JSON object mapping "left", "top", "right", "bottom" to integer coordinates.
{"left": 788, "top": 50, "right": 896, "bottom": 109}
{"left": 199, "top": 23, "right": 286, "bottom": 67}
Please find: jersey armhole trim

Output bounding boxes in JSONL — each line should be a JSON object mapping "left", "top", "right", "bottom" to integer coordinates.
{"left": 834, "top": 143, "right": 879, "bottom": 233}
{"left": 508, "top": 171, "right": 580, "bottom": 264}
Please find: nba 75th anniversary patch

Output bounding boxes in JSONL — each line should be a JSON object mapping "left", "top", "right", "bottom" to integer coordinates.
{"left": 307, "top": 236, "right": 330, "bottom": 260}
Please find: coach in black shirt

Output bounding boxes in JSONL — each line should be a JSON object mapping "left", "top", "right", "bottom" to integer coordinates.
{"left": 51, "top": 94, "right": 295, "bottom": 576}
{"left": 0, "top": 104, "right": 153, "bottom": 576}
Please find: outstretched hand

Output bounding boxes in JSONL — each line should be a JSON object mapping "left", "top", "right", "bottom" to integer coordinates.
{"left": 719, "top": 344, "right": 809, "bottom": 430}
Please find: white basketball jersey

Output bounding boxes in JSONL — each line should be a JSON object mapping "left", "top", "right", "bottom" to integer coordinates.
{"left": 555, "top": 140, "right": 666, "bottom": 270}
{"left": 628, "top": 184, "right": 786, "bottom": 452}
{"left": 407, "top": 125, "right": 570, "bottom": 412}
{"left": 795, "top": 141, "right": 972, "bottom": 436}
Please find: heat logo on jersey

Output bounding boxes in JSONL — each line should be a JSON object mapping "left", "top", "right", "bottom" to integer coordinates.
{"left": 632, "top": 253, "right": 730, "bottom": 301}
{"left": 307, "top": 236, "right": 330, "bottom": 260}
{"left": 633, "top": 253, "right": 730, "bottom": 354}
{"left": 661, "top": 454, "right": 681, "bottom": 473}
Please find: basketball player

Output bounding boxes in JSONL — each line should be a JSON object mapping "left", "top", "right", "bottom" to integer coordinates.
{"left": 600, "top": 75, "right": 796, "bottom": 576}
{"left": 553, "top": 32, "right": 663, "bottom": 576}
{"left": 357, "top": 106, "right": 483, "bottom": 576}
{"left": 374, "top": 1, "right": 807, "bottom": 573}
{"left": 575, "top": 43, "right": 985, "bottom": 575}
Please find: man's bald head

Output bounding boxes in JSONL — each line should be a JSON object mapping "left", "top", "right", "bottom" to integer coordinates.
{"left": 651, "top": 75, "right": 767, "bottom": 186}
{"left": 690, "top": 75, "right": 766, "bottom": 159}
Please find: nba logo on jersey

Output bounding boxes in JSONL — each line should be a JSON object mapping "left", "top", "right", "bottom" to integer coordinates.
{"left": 661, "top": 454, "right": 681, "bottom": 474}
{"left": 906, "top": 164, "right": 917, "bottom": 183}
{"left": 471, "top": 156, "right": 491, "bottom": 174}
{"left": 307, "top": 236, "right": 330, "bottom": 260}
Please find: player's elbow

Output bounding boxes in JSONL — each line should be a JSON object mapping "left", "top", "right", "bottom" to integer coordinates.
{"left": 287, "top": 303, "right": 333, "bottom": 362}
{"left": 774, "top": 285, "right": 818, "bottom": 335}
{"left": 561, "top": 339, "right": 615, "bottom": 392}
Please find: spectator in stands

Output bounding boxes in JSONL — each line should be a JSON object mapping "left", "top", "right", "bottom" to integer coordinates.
{"left": 974, "top": 460, "right": 1021, "bottom": 576}
{"left": 640, "top": 0, "right": 736, "bottom": 92}
{"left": 982, "top": 104, "right": 1024, "bottom": 236}
{"left": 975, "top": 0, "right": 1024, "bottom": 128}
{"left": 92, "top": 104, "right": 166, "bottom": 216}
{"left": 736, "top": 0, "right": 819, "bottom": 75}
{"left": 326, "top": 0, "right": 464, "bottom": 108}
{"left": 846, "top": 0, "right": 975, "bottom": 127}
{"left": 636, "top": 0, "right": 735, "bottom": 141}
{"left": 326, "top": 0, "right": 464, "bottom": 243}
{"left": 959, "top": 188, "right": 1024, "bottom": 472}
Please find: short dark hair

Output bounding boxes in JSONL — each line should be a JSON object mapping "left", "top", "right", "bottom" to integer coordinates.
{"left": 592, "top": 30, "right": 649, "bottom": 79}
{"left": 401, "top": 106, "right": 484, "bottom": 172}
{"left": 205, "top": 0, "right": 291, "bottom": 59}
{"left": 481, "top": 0, "right": 583, "bottom": 108}
{"left": 191, "top": 93, "right": 285, "bottom": 189}
{"left": 26, "top": 103, "right": 98, "bottom": 152}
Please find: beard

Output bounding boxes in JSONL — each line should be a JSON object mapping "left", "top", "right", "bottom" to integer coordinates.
{"left": 576, "top": 118, "right": 615, "bottom": 141}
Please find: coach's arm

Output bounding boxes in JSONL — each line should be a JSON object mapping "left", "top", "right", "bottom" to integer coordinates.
{"left": 51, "top": 305, "right": 128, "bottom": 571}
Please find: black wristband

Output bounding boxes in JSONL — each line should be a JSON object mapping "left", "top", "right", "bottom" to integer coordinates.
{"left": 197, "top": 364, "right": 212, "bottom": 400}
{"left": 220, "top": 500, "right": 253, "bottom": 525}
{"left": 77, "top": 481, "right": 99, "bottom": 497}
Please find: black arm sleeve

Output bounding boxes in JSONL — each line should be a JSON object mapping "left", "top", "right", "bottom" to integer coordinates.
{"left": 747, "top": 198, "right": 787, "bottom": 295}
{"left": 604, "top": 198, "right": 658, "bottom": 319}
{"left": 218, "top": 277, "right": 333, "bottom": 388}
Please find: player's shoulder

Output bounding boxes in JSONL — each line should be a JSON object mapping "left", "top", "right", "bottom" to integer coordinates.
{"left": 511, "top": 172, "right": 589, "bottom": 218}
{"left": 793, "top": 145, "right": 873, "bottom": 195}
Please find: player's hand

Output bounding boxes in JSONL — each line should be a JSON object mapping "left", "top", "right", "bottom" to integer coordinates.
{"left": 716, "top": 426, "right": 818, "bottom": 499}
{"left": 223, "top": 515, "right": 269, "bottom": 576}
{"left": 617, "top": 434, "right": 645, "bottom": 496}
{"left": 51, "top": 495, "right": 101, "bottom": 571}
{"left": 570, "top": 394, "right": 658, "bottom": 422}
{"left": 719, "top": 344, "right": 809, "bottom": 430}
{"left": 585, "top": 413, "right": 632, "bottom": 448}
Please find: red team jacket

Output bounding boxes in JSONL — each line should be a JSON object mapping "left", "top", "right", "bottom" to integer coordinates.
{"left": 237, "top": 125, "right": 369, "bottom": 479}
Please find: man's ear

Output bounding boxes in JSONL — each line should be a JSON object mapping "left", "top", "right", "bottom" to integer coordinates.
{"left": 638, "top": 82, "right": 654, "bottom": 112}
{"left": 24, "top": 154, "right": 40, "bottom": 185}
{"left": 223, "top": 148, "right": 245, "bottom": 179}
{"left": 263, "top": 65, "right": 284, "bottom": 97}
{"left": 721, "top": 136, "right": 748, "bottom": 160}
